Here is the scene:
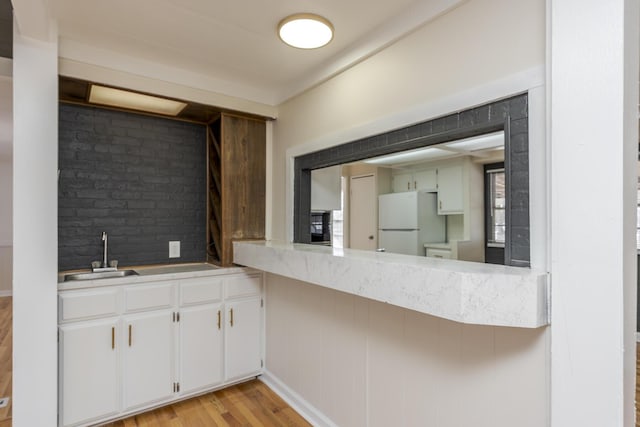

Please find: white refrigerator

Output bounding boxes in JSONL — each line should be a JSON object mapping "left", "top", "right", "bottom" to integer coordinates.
{"left": 378, "top": 191, "right": 446, "bottom": 256}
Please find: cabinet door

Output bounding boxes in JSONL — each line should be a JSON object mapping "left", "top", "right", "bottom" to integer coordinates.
{"left": 414, "top": 169, "right": 437, "bottom": 191}
{"left": 179, "top": 303, "right": 223, "bottom": 394}
{"left": 122, "top": 310, "right": 174, "bottom": 411}
{"left": 59, "top": 318, "right": 119, "bottom": 427}
{"left": 392, "top": 173, "right": 413, "bottom": 193}
{"left": 437, "top": 165, "right": 464, "bottom": 214}
{"left": 225, "top": 298, "right": 262, "bottom": 381}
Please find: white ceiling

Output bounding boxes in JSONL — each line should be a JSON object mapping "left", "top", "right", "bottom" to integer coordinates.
{"left": 48, "top": 0, "right": 464, "bottom": 105}
{"left": 3, "top": 0, "right": 463, "bottom": 158}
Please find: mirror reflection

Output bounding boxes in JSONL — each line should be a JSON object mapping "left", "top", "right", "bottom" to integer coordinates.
{"left": 310, "top": 131, "right": 505, "bottom": 264}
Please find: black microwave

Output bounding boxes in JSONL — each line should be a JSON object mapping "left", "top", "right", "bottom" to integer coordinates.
{"left": 310, "top": 211, "right": 331, "bottom": 245}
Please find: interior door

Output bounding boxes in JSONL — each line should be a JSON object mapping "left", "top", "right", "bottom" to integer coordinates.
{"left": 349, "top": 174, "right": 377, "bottom": 250}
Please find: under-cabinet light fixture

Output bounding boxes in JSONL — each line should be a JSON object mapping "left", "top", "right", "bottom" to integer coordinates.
{"left": 278, "top": 13, "right": 334, "bottom": 49}
{"left": 364, "top": 132, "right": 505, "bottom": 166}
{"left": 88, "top": 85, "right": 187, "bottom": 116}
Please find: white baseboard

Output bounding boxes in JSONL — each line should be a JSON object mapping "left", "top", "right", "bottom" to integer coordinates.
{"left": 0, "top": 290, "right": 12, "bottom": 297}
{"left": 260, "top": 370, "right": 337, "bottom": 427}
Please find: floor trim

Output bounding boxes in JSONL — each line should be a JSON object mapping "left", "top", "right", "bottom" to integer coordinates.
{"left": 260, "top": 371, "right": 337, "bottom": 427}
{"left": 0, "top": 291, "right": 11, "bottom": 298}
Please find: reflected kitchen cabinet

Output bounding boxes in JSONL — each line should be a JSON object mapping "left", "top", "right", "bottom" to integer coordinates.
{"left": 436, "top": 165, "right": 464, "bottom": 214}
{"left": 392, "top": 172, "right": 413, "bottom": 192}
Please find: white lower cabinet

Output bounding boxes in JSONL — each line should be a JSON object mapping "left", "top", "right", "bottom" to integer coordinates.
{"left": 58, "top": 271, "right": 263, "bottom": 427}
{"left": 225, "top": 297, "right": 262, "bottom": 381}
{"left": 59, "top": 318, "right": 119, "bottom": 427}
{"left": 122, "top": 310, "right": 175, "bottom": 411}
{"left": 179, "top": 303, "right": 224, "bottom": 394}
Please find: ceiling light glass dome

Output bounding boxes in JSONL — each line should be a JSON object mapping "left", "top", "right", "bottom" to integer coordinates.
{"left": 278, "top": 13, "right": 334, "bottom": 49}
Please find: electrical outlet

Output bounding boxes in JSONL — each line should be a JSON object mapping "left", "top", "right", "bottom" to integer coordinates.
{"left": 169, "top": 241, "right": 180, "bottom": 258}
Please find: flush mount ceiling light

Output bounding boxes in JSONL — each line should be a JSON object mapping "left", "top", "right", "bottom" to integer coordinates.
{"left": 278, "top": 13, "right": 334, "bottom": 49}
{"left": 88, "top": 85, "right": 187, "bottom": 116}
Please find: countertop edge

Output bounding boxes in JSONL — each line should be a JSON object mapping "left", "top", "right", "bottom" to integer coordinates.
{"left": 57, "top": 264, "right": 257, "bottom": 291}
{"left": 233, "top": 240, "right": 549, "bottom": 329}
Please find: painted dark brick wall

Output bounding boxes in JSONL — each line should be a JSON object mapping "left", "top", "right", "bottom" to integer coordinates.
{"left": 58, "top": 103, "right": 206, "bottom": 271}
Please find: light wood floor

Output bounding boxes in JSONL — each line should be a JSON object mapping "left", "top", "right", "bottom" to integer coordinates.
{"left": 0, "top": 297, "right": 11, "bottom": 426}
{"left": 103, "top": 380, "right": 310, "bottom": 427}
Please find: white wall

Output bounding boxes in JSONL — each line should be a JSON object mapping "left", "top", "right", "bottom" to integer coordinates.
{"left": 0, "top": 158, "right": 12, "bottom": 294}
{"left": 548, "top": 0, "right": 638, "bottom": 425}
{"left": 271, "top": 0, "right": 545, "bottom": 242}
{"left": 12, "top": 21, "right": 59, "bottom": 427}
{"left": 0, "top": 159, "right": 12, "bottom": 243}
{"left": 264, "top": 275, "right": 549, "bottom": 427}
{"left": 265, "top": 0, "right": 548, "bottom": 424}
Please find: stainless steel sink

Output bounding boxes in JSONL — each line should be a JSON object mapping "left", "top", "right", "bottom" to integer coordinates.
{"left": 63, "top": 269, "right": 139, "bottom": 281}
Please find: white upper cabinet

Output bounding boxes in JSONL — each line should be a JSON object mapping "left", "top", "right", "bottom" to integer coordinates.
{"left": 413, "top": 169, "right": 438, "bottom": 192}
{"left": 392, "top": 172, "right": 413, "bottom": 192}
{"left": 436, "top": 165, "right": 464, "bottom": 214}
{"left": 392, "top": 168, "right": 440, "bottom": 193}
{"left": 391, "top": 163, "right": 465, "bottom": 214}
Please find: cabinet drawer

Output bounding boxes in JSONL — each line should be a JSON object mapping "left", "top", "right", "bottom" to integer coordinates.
{"left": 180, "top": 278, "right": 223, "bottom": 306}
{"left": 124, "top": 283, "right": 174, "bottom": 312}
{"left": 426, "top": 248, "right": 452, "bottom": 259}
{"left": 59, "top": 289, "right": 119, "bottom": 322}
{"left": 224, "top": 274, "right": 262, "bottom": 299}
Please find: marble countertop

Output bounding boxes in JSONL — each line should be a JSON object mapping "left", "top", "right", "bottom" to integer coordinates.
{"left": 58, "top": 262, "right": 252, "bottom": 291}
{"left": 233, "top": 240, "right": 549, "bottom": 328}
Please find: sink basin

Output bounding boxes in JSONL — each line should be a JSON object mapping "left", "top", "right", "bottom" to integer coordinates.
{"left": 63, "top": 269, "right": 139, "bottom": 281}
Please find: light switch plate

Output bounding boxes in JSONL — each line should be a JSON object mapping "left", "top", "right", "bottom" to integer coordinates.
{"left": 169, "top": 241, "right": 180, "bottom": 258}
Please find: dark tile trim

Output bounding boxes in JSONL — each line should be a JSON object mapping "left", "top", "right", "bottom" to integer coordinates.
{"left": 293, "top": 94, "right": 530, "bottom": 267}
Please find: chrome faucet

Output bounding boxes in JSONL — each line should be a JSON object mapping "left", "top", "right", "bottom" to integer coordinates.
{"left": 102, "top": 232, "right": 108, "bottom": 268}
{"left": 92, "top": 232, "right": 117, "bottom": 272}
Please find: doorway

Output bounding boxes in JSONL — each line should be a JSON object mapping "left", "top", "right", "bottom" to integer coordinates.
{"left": 349, "top": 174, "right": 378, "bottom": 251}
